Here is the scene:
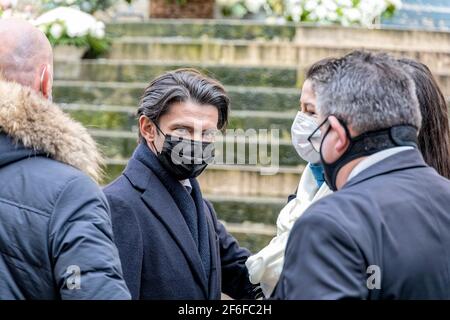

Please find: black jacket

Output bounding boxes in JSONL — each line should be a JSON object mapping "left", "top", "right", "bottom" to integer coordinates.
{"left": 273, "top": 149, "right": 450, "bottom": 299}
{"left": 104, "top": 142, "right": 261, "bottom": 299}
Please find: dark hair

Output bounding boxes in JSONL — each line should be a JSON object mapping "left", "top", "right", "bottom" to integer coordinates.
{"left": 398, "top": 58, "right": 450, "bottom": 179}
{"left": 137, "top": 68, "right": 230, "bottom": 139}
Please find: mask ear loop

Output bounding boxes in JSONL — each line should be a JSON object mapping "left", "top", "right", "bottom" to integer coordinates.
{"left": 319, "top": 116, "right": 352, "bottom": 191}
{"left": 150, "top": 119, "right": 165, "bottom": 155}
{"left": 152, "top": 121, "right": 165, "bottom": 137}
{"left": 319, "top": 123, "right": 332, "bottom": 164}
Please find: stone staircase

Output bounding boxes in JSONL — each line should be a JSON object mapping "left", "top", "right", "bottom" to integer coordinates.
{"left": 52, "top": 19, "right": 450, "bottom": 253}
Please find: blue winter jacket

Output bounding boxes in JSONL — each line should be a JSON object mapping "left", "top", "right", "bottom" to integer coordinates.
{"left": 0, "top": 80, "right": 130, "bottom": 299}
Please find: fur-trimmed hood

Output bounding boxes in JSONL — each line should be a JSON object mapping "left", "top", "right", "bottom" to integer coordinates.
{"left": 0, "top": 80, "right": 104, "bottom": 182}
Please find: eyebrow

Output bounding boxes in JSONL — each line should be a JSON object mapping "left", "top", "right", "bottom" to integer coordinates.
{"left": 169, "top": 122, "right": 193, "bottom": 128}
{"left": 169, "top": 123, "right": 214, "bottom": 132}
{"left": 301, "top": 101, "right": 315, "bottom": 107}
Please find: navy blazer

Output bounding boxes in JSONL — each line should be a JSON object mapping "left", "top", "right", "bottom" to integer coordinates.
{"left": 103, "top": 154, "right": 259, "bottom": 300}
{"left": 273, "top": 149, "right": 450, "bottom": 299}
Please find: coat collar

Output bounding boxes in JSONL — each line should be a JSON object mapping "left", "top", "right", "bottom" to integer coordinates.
{"left": 123, "top": 145, "right": 211, "bottom": 297}
{"left": 0, "top": 80, "right": 104, "bottom": 182}
{"left": 0, "top": 134, "right": 41, "bottom": 167}
{"left": 343, "top": 148, "right": 428, "bottom": 190}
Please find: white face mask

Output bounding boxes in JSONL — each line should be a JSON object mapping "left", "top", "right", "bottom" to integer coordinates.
{"left": 291, "top": 111, "right": 321, "bottom": 164}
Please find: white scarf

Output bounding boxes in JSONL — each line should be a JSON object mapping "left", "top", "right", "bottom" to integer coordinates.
{"left": 245, "top": 164, "right": 332, "bottom": 297}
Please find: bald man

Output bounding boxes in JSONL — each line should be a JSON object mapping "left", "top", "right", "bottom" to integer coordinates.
{"left": 0, "top": 19, "right": 53, "bottom": 99}
{"left": 0, "top": 19, "right": 131, "bottom": 299}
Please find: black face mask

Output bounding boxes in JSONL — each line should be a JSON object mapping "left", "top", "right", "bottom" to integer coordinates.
{"left": 152, "top": 126, "right": 215, "bottom": 180}
{"left": 319, "top": 118, "right": 418, "bottom": 191}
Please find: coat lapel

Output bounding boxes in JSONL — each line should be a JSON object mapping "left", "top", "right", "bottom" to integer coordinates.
{"left": 124, "top": 159, "right": 209, "bottom": 297}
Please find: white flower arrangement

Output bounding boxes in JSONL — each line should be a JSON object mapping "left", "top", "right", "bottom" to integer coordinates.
{"left": 219, "top": 0, "right": 402, "bottom": 27}
{"left": 286, "top": 0, "right": 403, "bottom": 27}
{"left": 33, "top": 7, "right": 109, "bottom": 58}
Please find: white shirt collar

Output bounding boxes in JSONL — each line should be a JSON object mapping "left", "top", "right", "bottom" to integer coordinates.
{"left": 347, "top": 146, "right": 414, "bottom": 183}
{"left": 179, "top": 179, "right": 192, "bottom": 193}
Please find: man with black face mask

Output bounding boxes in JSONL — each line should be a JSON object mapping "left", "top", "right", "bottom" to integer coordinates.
{"left": 103, "top": 69, "right": 262, "bottom": 300}
{"left": 272, "top": 51, "right": 450, "bottom": 300}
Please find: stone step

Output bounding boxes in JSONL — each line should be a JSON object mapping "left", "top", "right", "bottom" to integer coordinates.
{"left": 54, "top": 59, "right": 299, "bottom": 88}
{"left": 106, "top": 20, "right": 296, "bottom": 40}
{"left": 53, "top": 80, "right": 299, "bottom": 112}
{"left": 104, "top": 161, "right": 302, "bottom": 198}
{"left": 106, "top": 20, "right": 450, "bottom": 50}
{"left": 293, "top": 23, "right": 450, "bottom": 51}
{"left": 208, "top": 195, "right": 285, "bottom": 226}
{"left": 54, "top": 79, "right": 450, "bottom": 116}
{"left": 61, "top": 103, "right": 295, "bottom": 138}
{"left": 106, "top": 36, "right": 450, "bottom": 72}
{"left": 90, "top": 129, "right": 302, "bottom": 167}
{"left": 219, "top": 221, "right": 275, "bottom": 254}
{"left": 53, "top": 59, "right": 450, "bottom": 97}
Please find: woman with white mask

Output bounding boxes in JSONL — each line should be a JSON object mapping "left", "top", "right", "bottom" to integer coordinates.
{"left": 246, "top": 58, "right": 335, "bottom": 297}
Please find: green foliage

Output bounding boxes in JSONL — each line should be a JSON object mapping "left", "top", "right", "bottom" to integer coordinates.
{"left": 41, "top": 0, "right": 115, "bottom": 14}
{"left": 39, "top": 20, "right": 110, "bottom": 58}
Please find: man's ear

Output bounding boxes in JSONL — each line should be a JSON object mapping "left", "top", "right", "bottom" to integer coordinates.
{"left": 39, "top": 64, "right": 52, "bottom": 99}
{"left": 139, "top": 115, "right": 157, "bottom": 143}
{"left": 328, "top": 116, "right": 350, "bottom": 154}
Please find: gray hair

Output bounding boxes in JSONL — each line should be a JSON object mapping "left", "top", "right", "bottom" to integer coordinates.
{"left": 314, "top": 51, "right": 422, "bottom": 134}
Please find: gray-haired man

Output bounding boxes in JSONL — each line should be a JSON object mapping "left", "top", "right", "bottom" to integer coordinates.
{"left": 273, "top": 51, "right": 450, "bottom": 299}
